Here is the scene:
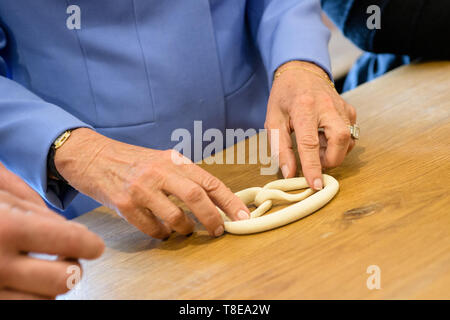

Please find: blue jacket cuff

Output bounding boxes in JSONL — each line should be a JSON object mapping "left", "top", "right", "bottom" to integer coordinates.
{"left": 255, "top": 0, "right": 332, "bottom": 86}
{"left": 0, "top": 77, "right": 92, "bottom": 211}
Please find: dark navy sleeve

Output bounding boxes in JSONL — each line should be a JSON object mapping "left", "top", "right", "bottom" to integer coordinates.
{"left": 322, "top": 0, "right": 450, "bottom": 59}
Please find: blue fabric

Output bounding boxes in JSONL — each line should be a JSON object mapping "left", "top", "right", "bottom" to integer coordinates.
{"left": 0, "top": 27, "right": 8, "bottom": 77}
{"left": 0, "top": 0, "right": 331, "bottom": 218}
{"left": 321, "top": 0, "right": 390, "bottom": 53}
{"left": 321, "top": 0, "right": 426, "bottom": 91}
{"left": 343, "top": 53, "right": 410, "bottom": 92}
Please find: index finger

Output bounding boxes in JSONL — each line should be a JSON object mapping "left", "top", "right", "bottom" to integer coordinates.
{"left": 183, "top": 165, "right": 250, "bottom": 221}
{"left": 162, "top": 173, "right": 225, "bottom": 237}
{"left": 293, "top": 116, "right": 323, "bottom": 190}
{"left": 8, "top": 210, "right": 104, "bottom": 259}
{"left": 0, "top": 190, "right": 66, "bottom": 222}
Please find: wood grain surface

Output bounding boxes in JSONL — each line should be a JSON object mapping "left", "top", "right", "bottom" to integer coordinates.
{"left": 62, "top": 61, "right": 450, "bottom": 300}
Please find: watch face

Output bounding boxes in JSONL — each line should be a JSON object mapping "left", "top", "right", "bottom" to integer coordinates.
{"left": 54, "top": 131, "right": 72, "bottom": 149}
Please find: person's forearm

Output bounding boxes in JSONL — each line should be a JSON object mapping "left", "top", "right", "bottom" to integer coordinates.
{"left": 54, "top": 128, "right": 112, "bottom": 203}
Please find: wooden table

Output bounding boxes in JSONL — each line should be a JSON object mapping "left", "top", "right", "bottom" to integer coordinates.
{"left": 62, "top": 61, "right": 450, "bottom": 299}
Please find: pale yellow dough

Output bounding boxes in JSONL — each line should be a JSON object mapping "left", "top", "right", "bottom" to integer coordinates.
{"left": 218, "top": 174, "right": 339, "bottom": 234}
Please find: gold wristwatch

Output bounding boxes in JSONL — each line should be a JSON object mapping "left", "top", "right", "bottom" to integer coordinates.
{"left": 47, "top": 130, "right": 72, "bottom": 183}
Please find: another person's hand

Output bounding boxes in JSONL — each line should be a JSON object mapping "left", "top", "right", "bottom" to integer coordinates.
{"left": 265, "top": 61, "right": 357, "bottom": 190}
{"left": 0, "top": 191, "right": 104, "bottom": 299}
{"left": 54, "top": 129, "right": 251, "bottom": 239}
{"left": 0, "top": 162, "right": 45, "bottom": 206}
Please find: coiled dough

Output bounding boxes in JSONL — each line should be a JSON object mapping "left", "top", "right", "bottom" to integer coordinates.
{"left": 218, "top": 174, "right": 339, "bottom": 234}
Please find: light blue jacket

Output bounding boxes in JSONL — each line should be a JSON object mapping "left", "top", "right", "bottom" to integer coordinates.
{"left": 0, "top": 0, "right": 331, "bottom": 218}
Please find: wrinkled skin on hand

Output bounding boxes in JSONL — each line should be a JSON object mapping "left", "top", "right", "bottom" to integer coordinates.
{"left": 54, "top": 129, "right": 251, "bottom": 239}
{"left": 265, "top": 61, "right": 357, "bottom": 189}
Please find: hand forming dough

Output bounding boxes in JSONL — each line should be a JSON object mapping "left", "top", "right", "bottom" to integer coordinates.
{"left": 218, "top": 174, "right": 339, "bottom": 234}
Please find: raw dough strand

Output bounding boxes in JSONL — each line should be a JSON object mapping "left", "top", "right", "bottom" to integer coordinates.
{"left": 218, "top": 174, "right": 339, "bottom": 234}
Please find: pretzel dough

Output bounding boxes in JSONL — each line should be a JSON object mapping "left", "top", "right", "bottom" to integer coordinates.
{"left": 218, "top": 174, "right": 339, "bottom": 234}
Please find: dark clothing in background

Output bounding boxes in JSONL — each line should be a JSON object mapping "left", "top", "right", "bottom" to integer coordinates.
{"left": 321, "top": 0, "right": 450, "bottom": 91}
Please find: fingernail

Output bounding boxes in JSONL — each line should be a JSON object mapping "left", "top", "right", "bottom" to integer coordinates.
{"left": 237, "top": 210, "right": 250, "bottom": 220}
{"left": 214, "top": 225, "right": 224, "bottom": 237}
{"left": 281, "top": 165, "right": 289, "bottom": 178}
{"left": 313, "top": 178, "right": 323, "bottom": 190}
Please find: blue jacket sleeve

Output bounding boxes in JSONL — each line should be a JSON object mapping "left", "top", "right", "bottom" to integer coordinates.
{"left": 246, "top": 0, "right": 332, "bottom": 85}
{"left": 0, "top": 27, "right": 91, "bottom": 211}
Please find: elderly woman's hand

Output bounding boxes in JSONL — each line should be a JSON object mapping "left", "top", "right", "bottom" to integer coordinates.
{"left": 54, "top": 129, "right": 251, "bottom": 239}
{"left": 265, "top": 61, "right": 357, "bottom": 190}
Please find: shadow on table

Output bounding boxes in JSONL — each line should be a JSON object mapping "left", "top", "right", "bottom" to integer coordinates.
{"left": 325, "top": 145, "right": 367, "bottom": 180}
{"left": 94, "top": 211, "right": 219, "bottom": 253}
